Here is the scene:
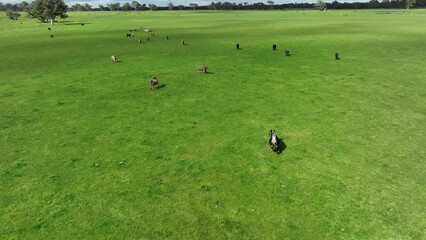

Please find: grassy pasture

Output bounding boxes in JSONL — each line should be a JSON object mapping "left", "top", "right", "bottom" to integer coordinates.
{"left": 0, "top": 10, "right": 425, "bottom": 239}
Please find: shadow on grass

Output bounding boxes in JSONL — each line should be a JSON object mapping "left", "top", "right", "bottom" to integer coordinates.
{"left": 157, "top": 84, "right": 166, "bottom": 89}
{"left": 276, "top": 137, "right": 287, "bottom": 154}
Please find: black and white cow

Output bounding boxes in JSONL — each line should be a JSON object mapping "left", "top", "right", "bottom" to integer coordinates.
{"left": 269, "top": 130, "right": 279, "bottom": 153}
{"left": 150, "top": 77, "right": 159, "bottom": 89}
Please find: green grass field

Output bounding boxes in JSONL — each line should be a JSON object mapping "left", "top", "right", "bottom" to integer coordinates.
{"left": 0, "top": 9, "right": 425, "bottom": 239}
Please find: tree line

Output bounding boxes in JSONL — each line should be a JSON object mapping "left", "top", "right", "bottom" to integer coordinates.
{"left": 1, "top": 0, "right": 424, "bottom": 22}
{"left": 2, "top": 0, "right": 426, "bottom": 12}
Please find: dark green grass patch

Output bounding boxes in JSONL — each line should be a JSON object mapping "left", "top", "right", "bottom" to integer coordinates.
{"left": 0, "top": 10, "right": 425, "bottom": 239}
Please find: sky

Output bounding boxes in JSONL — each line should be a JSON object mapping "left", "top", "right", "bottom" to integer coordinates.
{"left": 2, "top": 0, "right": 368, "bottom": 7}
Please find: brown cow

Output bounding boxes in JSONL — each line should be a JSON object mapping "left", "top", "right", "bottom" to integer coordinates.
{"left": 111, "top": 55, "right": 117, "bottom": 62}
{"left": 198, "top": 65, "right": 208, "bottom": 73}
{"left": 150, "top": 77, "right": 159, "bottom": 89}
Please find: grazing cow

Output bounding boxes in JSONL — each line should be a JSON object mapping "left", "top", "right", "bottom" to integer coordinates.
{"left": 50, "top": 34, "right": 54, "bottom": 38}
{"left": 150, "top": 77, "right": 159, "bottom": 89}
{"left": 273, "top": 44, "right": 277, "bottom": 51}
{"left": 166, "top": 36, "right": 169, "bottom": 40}
{"left": 284, "top": 49, "right": 290, "bottom": 56}
{"left": 126, "top": 33, "right": 132, "bottom": 38}
{"left": 269, "top": 130, "right": 279, "bottom": 153}
{"left": 48, "top": 27, "right": 51, "bottom": 30}
{"left": 335, "top": 52, "right": 340, "bottom": 60}
{"left": 111, "top": 55, "right": 117, "bottom": 62}
{"left": 236, "top": 43, "right": 240, "bottom": 50}
{"left": 81, "top": 23, "right": 84, "bottom": 26}
{"left": 181, "top": 40, "right": 185, "bottom": 45}
{"left": 198, "top": 65, "right": 208, "bottom": 73}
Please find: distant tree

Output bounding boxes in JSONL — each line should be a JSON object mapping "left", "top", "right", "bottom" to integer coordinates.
{"left": 267, "top": 0, "right": 274, "bottom": 9}
{"left": 381, "top": 0, "right": 390, "bottom": 8}
{"left": 5, "top": 3, "right": 19, "bottom": 11}
{"left": 368, "top": 0, "right": 380, "bottom": 8}
{"left": 178, "top": 4, "right": 184, "bottom": 10}
{"left": 253, "top": 2, "right": 266, "bottom": 10}
{"left": 83, "top": 3, "right": 92, "bottom": 11}
{"left": 70, "top": 3, "right": 84, "bottom": 11}
{"left": 6, "top": 10, "right": 21, "bottom": 20}
{"left": 314, "top": 0, "right": 326, "bottom": 10}
{"left": 0, "top": 3, "right": 5, "bottom": 11}
{"left": 131, "top": 1, "right": 141, "bottom": 10}
{"left": 189, "top": 3, "right": 198, "bottom": 10}
{"left": 148, "top": 4, "right": 157, "bottom": 10}
{"left": 108, "top": 3, "right": 121, "bottom": 11}
{"left": 27, "top": 0, "right": 68, "bottom": 25}
{"left": 122, "top": 2, "right": 132, "bottom": 11}
{"left": 99, "top": 4, "right": 105, "bottom": 11}
{"left": 19, "top": 1, "right": 29, "bottom": 11}
{"left": 168, "top": 1, "right": 174, "bottom": 10}
{"left": 208, "top": 2, "right": 216, "bottom": 10}
{"left": 406, "top": 0, "right": 416, "bottom": 8}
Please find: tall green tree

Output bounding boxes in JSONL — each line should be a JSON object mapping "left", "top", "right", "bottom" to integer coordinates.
{"left": 122, "top": 2, "right": 132, "bottom": 11}
{"left": 131, "top": 1, "right": 141, "bottom": 10}
{"left": 27, "top": 0, "right": 68, "bottom": 25}
{"left": 19, "top": 1, "right": 29, "bottom": 11}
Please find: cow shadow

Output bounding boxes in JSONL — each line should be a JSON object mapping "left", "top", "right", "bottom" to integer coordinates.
{"left": 157, "top": 84, "right": 166, "bottom": 89}
{"left": 276, "top": 137, "right": 287, "bottom": 154}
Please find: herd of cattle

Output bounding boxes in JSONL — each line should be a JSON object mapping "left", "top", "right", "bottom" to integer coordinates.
{"left": 44, "top": 25, "right": 342, "bottom": 154}
{"left": 109, "top": 27, "right": 340, "bottom": 93}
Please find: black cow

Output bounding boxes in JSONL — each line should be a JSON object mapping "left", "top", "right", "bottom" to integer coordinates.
{"left": 236, "top": 43, "right": 240, "bottom": 50}
{"left": 335, "top": 52, "right": 340, "bottom": 60}
{"left": 48, "top": 27, "right": 51, "bottom": 30}
{"left": 166, "top": 36, "right": 169, "bottom": 40}
{"left": 50, "top": 34, "right": 54, "bottom": 38}
{"left": 81, "top": 23, "right": 84, "bottom": 26}
{"left": 182, "top": 40, "right": 185, "bottom": 45}
{"left": 273, "top": 44, "right": 277, "bottom": 51}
